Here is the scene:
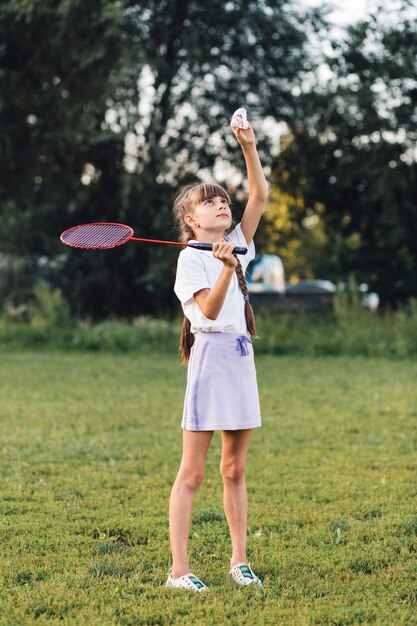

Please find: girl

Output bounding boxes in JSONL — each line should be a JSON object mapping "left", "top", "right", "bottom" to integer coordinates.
{"left": 166, "top": 118, "right": 268, "bottom": 592}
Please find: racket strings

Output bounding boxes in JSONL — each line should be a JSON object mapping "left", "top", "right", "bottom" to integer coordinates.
{"left": 62, "top": 223, "right": 132, "bottom": 249}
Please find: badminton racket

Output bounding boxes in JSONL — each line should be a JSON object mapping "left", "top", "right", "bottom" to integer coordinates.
{"left": 60, "top": 222, "right": 248, "bottom": 254}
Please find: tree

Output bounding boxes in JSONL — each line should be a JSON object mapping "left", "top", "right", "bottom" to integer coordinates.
{"left": 0, "top": 0, "right": 322, "bottom": 317}
{"left": 260, "top": 185, "right": 328, "bottom": 282}
{"left": 271, "top": 3, "right": 417, "bottom": 306}
{"left": 0, "top": 0, "right": 134, "bottom": 312}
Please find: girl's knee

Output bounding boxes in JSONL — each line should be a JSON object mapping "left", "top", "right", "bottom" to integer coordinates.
{"left": 220, "top": 461, "right": 245, "bottom": 482}
{"left": 177, "top": 468, "right": 205, "bottom": 491}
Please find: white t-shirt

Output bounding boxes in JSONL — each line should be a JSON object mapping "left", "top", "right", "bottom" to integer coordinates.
{"left": 174, "top": 223, "right": 255, "bottom": 334}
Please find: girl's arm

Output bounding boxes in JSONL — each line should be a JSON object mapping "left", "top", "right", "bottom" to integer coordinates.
{"left": 194, "top": 241, "right": 237, "bottom": 320}
{"left": 233, "top": 125, "right": 269, "bottom": 246}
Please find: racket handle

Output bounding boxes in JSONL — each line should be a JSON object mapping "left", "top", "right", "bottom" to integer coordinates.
{"left": 187, "top": 242, "right": 247, "bottom": 255}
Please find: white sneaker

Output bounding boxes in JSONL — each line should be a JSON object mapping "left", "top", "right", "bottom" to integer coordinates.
{"left": 229, "top": 562, "right": 263, "bottom": 587}
{"left": 165, "top": 571, "right": 208, "bottom": 592}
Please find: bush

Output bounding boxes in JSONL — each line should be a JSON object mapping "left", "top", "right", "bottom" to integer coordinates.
{"left": 255, "top": 298, "right": 417, "bottom": 358}
{"left": 69, "top": 317, "right": 179, "bottom": 353}
{"left": 1, "top": 283, "right": 417, "bottom": 359}
{"left": 31, "top": 282, "right": 72, "bottom": 333}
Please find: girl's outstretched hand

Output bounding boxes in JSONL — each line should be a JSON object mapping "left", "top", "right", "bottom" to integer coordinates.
{"left": 232, "top": 124, "right": 256, "bottom": 147}
{"left": 212, "top": 240, "right": 238, "bottom": 269}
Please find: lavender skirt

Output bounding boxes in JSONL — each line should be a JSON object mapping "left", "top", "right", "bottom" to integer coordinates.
{"left": 182, "top": 332, "right": 262, "bottom": 431}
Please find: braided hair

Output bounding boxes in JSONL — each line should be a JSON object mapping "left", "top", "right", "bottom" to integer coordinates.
{"left": 235, "top": 257, "right": 257, "bottom": 336}
{"left": 173, "top": 183, "right": 257, "bottom": 363}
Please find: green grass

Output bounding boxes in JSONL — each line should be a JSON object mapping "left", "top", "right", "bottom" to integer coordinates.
{"left": 1, "top": 352, "right": 416, "bottom": 625}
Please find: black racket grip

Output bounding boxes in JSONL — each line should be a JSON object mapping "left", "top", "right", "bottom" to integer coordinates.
{"left": 188, "top": 242, "right": 247, "bottom": 255}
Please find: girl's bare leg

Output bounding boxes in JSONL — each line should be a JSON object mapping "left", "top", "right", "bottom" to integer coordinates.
{"left": 220, "top": 429, "right": 253, "bottom": 567}
{"left": 169, "top": 429, "right": 214, "bottom": 578}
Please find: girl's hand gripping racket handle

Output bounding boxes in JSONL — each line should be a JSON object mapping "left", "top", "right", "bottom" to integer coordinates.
{"left": 188, "top": 242, "right": 247, "bottom": 255}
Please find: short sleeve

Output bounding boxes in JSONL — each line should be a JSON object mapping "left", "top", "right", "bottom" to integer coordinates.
{"left": 225, "top": 222, "right": 255, "bottom": 271}
{"left": 174, "top": 250, "right": 211, "bottom": 306}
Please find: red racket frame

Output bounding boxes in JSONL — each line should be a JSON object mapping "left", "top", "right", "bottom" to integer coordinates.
{"left": 60, "top": 222, "right": 189, "bottom": 250}
{"left": 60, "top": 222, "right": 248, "bottom": 254}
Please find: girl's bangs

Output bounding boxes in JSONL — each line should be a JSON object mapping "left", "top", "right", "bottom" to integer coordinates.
{"left": 192, "top": 183, "right": 231, "bottom": 205}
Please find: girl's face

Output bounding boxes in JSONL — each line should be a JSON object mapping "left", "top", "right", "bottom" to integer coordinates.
{"left": 185, "top": 195, "right": 232, "bottom": 234}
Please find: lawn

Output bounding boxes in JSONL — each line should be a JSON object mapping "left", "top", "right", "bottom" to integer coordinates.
{"left": 1, "top": 352, "right": 416, "bottom": 625}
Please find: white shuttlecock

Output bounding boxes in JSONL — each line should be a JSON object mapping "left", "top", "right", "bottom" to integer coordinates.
{"left": 230, "top": 107, "right": 250, "bottom": 129}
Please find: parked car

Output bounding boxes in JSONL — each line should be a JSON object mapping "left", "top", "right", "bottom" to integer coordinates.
{"left": 248, "top": 278, "right": 336, "bottom": 313}
{"left": 248, "top": 255, "right": 379, "bottom": 312}
{"left": 282, "top": 279, "right": 336, "bottom": 312}
{"left": 283, "top": 279, "right": 336, "bottom": 295}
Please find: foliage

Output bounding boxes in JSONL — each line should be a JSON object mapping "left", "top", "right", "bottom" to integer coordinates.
{"left": 259, "top": 187, "right": 328, "bottom": 282}
{"left": 0, "top": 0, "right": 319, "bottom": 318}
{"left": 0, "top": 0, "right": 130, "bottom": 252}
{"left": 1, "top": 283, "right": 417, "bottom": 358}
{"left": 270, "top": 2, "right": 417, "bottom": 307}
{"left": 31, "top": 282, "right": 72, "bottom": 332}
{"left": 2, "top": 0, "right": 415, "bottom": 315}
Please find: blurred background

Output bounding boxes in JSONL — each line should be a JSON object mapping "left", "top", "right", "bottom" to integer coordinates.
{"left": 1, "top": 0, "right": 416, "bottom": 345}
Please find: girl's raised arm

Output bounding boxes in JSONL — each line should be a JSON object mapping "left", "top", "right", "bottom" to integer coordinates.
{"left": 232, "top": 124, "right": 269, "bottom": 246}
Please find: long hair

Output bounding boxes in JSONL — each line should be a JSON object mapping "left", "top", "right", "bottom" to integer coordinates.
{"left": 173, "top": 183, "right": 257, "bottom": 364}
